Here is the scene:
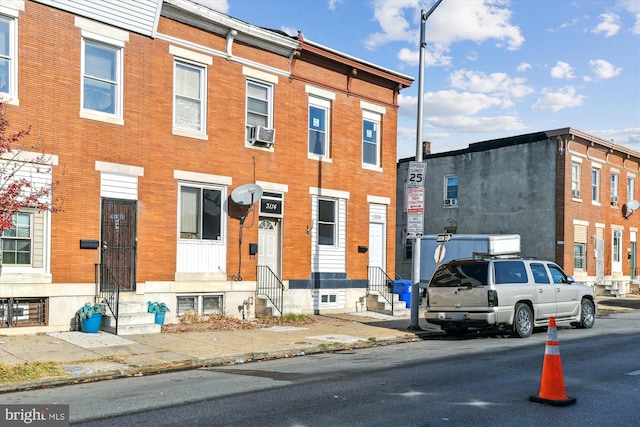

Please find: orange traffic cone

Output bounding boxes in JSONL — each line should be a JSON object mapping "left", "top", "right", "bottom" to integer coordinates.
{"left": 529, "top": 317, "right": 577, "bottom": 406}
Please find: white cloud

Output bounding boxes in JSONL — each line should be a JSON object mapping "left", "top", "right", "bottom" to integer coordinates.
{"left": 618, "top": 0, "right": 640, "bottom": 34}
{"left": 550, "top": 61, "right": 575, "bottom": 79}
{"left": 193, "top": 0, "right": 229, "bottom": 13}
{"left": 517, "top": 62, "right": 531, "bottom": 72}
{"left": 532, "top": 86, "right": 585, "bottom": 112}
{"left": 397, "top": 46, "right": 452, "bottom": 67}
{"left": 449, "top": 69, "right": 534, "bottom": 99}
{"left": 589, "top": 59, "right": 622, "bottom": 79}
{"left": 592, "top": 13, "right": 621, "bottom": 37}
{"left": 328, "top": 0, "right": 343, "bottom": 12}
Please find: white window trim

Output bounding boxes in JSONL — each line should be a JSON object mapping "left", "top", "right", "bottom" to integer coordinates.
{"left": 308, "top": 95, "right": 331, "bottom": 161}
{"left": 177, "top": 181, "right": 227, "bottom": 244}
{"left": 444, "top": 174, "right": 458, "bottom": 207}
{"left": 245, "top": 78, "right": 275, "bottom": 150}
{"left": 0, "top": 7, "right": 19, "bottom": 105}
{"left": 362, "top": 110, "right": 382, "bottom": 171}
{"left": 591, "top": 164, "right": 601, "bottom": 206}
{"left": 571, "top": 161, "right": 581, "bottom": 200}
{"left": 172, "top": 59, "right": 208, "bottom": 138}
{"left": 612, "top": 227, "right": 623, "bottom": 273}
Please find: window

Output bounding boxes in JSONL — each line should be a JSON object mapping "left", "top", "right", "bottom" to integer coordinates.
{"left": 530, "top": 263, "right": 550, "bottom": 284}
{"left": 82, "top": 38, "right": 122, "bottom": 116}
{"left": 321, "top": 294, "right": 337, "bottom": 303}
{"left": 613, "top": 229, "right": 622, "bottom": 263}
{"left": 318, "top": 199, "right": 336, "bottom": 246}
{"left": 2, "top": 213, "right": 32, "bottom": 265}
{"left": 0, "top": 13, "right": 17, "bottom": 99}
{"left": 548, "top": 264, "right": 568, "bottom": 284}
{"left": 309, "top": 97, "right": 330, "bottom": 157}
{"left": 444, "top": 175, "right": 458, "bottom": 206}
{"left": 571, "top": 162, "right": 581, "bottom": 198}
{"left": 628, "top": 176, "right": 635, "bottom": 203}
{"left": 591, "top": 167, "right": 600, "bottom": 203}
{"left": 362, "top": 111, "right": 381, "bottom": 167}
{"left": 174, "top": 60, "right": 206, "bottom": 133}
{"left": 494, "top": 261, "right": 528, "bottom": 284}
{"left": 245, "top": 79, "right": 273, "bottom": 139}
{"left": 179, "top": 185, "right": 223, "bottom": 241}
{"left": 404, "top": 230, "right": 413, "bottom": 261}
{"left": 574, "top": 243, "right": 586, "bottom": 270}
{"left": 611, "top": 172, "right": 619, "bottom": 205}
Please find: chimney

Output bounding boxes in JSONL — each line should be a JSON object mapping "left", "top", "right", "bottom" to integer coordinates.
{"left": 423, "top": 141, "right": 431, "bottom": 155}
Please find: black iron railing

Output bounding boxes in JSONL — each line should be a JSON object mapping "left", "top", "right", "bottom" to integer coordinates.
{"left": 257, "top": 265, "right": 284, "bottom": 317}
{"left": 97, "top": 263, "right": 120, "bottom": 334}
{"left": 0, "top": 297, "right": 47, "bottom": 328}
{"left": 368, "top": 266, "right": 395, "bottom": 315}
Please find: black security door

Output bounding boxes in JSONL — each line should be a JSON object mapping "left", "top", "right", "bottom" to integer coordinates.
{"left": 100, "top": 199, "right": 137, "bottom": 292}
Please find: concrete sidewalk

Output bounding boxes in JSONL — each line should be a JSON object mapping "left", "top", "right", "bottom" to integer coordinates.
{"left": 1, "top": 296, "right": 638, "bottom": 394}
{"left": 0, "top": 311, "right": 439, "bottom": 393}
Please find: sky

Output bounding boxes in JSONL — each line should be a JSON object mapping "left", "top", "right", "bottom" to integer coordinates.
{"left": 192, "top": 0, "right": 640, "bottom": 159}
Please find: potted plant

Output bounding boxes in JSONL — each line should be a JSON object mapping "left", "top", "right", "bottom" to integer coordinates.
{"left": 147, "top": 301, "right": 170, "bottom": 326}
{"left": 75, "top": 303, "right": 106, "bottom": 333}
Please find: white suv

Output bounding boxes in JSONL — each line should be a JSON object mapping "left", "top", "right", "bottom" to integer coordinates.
{"left": 424, "top": 258, "right": 597, "bottom": 337}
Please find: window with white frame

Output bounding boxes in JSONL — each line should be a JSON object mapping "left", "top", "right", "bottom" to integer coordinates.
{"left": 308, "top": 96, "right": 330, "bottom": 157}
{"left": 610, "top": 172, "right": 619, "bottom": 205}
{"left": 2, "top": 213, "right": 32, "bottom": 265}
{"left": 174, "top": 59, "right": 206, "bottom": 133}
{"left": 444, "top": 175, "right": 458, "bottom": 206}
{"left": 362, "top": 111, "right": 381, "bottom": 167}
{"left": 591, "top": 167, "right": 600, "bottom": 203}
{"left": 571, "top": 162, "right": 581, "bottom": 198}
{"left": 318, "top": 198, "right": 336, "bottom": 246}
{"left": 176, "top": 294, "right": 223, "bottom": 316}
{"left": 245, "top": 79, "right": 273, "bottom": 140}
{"left": 573, "top": 223, "right": 587, "bottom": 271}
{"left": 612, "top": 228, "right": 622, "bottom": 272}
{"left": 179, "top": 184, "right": 223, "bottom": 241}
{"left": 0, "top": 12, "right": 17, "bottom": 100}
{"left": 628, "top": 176, "right": 635, "bottom": 203}
{"left": 82, "top": 38, "right": 122, "bottom": 116}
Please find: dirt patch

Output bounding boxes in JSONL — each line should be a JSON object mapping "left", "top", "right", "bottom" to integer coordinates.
{"left": 161, "top": 313, "right": 317, "bottom": 333}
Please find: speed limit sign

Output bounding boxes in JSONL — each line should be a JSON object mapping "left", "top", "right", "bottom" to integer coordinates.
{"left": 408, "top": 162, "right": 426, "bottom": 187}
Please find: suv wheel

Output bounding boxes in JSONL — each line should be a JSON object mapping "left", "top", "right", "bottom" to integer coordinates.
{"left": 512, "top": 303, "right": 533, "bottom": 338}
{"left": 578, "top": 298, "right": 595, "bottom": 329}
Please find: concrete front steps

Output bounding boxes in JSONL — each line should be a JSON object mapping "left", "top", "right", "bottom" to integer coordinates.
{"left": 367, "top": 292, "right": 410, "bottom": 316}
{"left": 102, "top": 301, "right": 161, "bottom": 335}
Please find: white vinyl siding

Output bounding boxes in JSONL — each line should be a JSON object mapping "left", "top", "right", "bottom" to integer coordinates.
{"left": 310, "top": 188, "right": 349, "bottom": 273}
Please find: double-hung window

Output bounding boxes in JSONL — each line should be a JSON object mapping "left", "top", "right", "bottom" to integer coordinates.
{"left": 571, "top": 162, "right": 581, "bottom": 199}
{"left": 2, "top": 213, "right": 32, "bottom": 265}
{"left": 0, "top": 11, "right": 17, "bottom": 101}
{"left": 628, "top": 176, "right": 635, "bottom": 203}
{"left": 362, "top": 111, "right": 381, "bottom": 167}
{"left": 246, "top": 79, "right": 273, "bottom": 139}
{"left": 174, "top": 60, "right": 206, "bottom": 133}
{"left": 179, "top": 184, "right": 223, "bottom": 241}
{"left": 444, "top": 175, "right": 458, "bottom": 206}
{"left": 318, "top": 198, "right": 336, "bottom": 246}
{"left": 309, "top": 97, "right": 330, "bottom": 157}
{"left": 610, "top": 172, "right": 619, "bottom": 205}
{"left": 82, "top": 38, "right": 122, "bottom": 117}
{"left": 591, "top": 166, "right": 600, "bottom": 203}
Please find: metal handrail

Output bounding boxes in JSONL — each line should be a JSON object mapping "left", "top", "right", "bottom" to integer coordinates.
{"left": 257, "top": 265, "right": 284, "bottom": 317}
{"left": 97, "top": 263, "right": 120, "bottom": 334}
{"left": 368, "top": 266, "right": 395, "bottom": 316}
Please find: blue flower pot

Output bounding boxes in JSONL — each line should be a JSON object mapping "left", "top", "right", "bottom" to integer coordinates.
{"left": 154, "top": 311, "right": 166, "bottom": 326}
{"left": 80, "top": 313, "right": 102, "bottom": 333}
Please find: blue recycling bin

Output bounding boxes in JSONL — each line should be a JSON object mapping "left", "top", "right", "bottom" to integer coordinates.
{"left": 399, "top": 288, "right": 412, "bottom": 308}
{"left": 392, "top": 280, "right": 411, "bottom": 294}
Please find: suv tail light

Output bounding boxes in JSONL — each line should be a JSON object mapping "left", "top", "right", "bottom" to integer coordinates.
{"left": 488, "top": 290, "right": 498, "bottom": 307}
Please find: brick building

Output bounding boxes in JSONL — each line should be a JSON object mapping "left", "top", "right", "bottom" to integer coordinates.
{"left": 0, "top": 0, "right": 412, "bottom": 334}
{"left": 396, "top": 129, "right": 640, "bottom": 296}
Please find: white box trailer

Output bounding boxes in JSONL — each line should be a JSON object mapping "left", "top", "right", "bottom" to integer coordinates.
{"left": 419, "top": 234, "right": 520, "bottom": 284}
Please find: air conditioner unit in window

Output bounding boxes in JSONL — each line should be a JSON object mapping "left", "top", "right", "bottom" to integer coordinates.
{"left": 610, "top": 195, "right": 618, "bottom": 205}
{"left": 444, "top": 198, "right": 457, "bottom": 207}
{"left": 571, "top": 189, "right": 581, "bottom": 198}
{"left": 249, "top": 126, "right": 276, "bottom": 147}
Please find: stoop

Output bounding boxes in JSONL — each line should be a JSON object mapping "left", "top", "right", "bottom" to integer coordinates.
{"left": 102, "top": 301, "right": 161, "bottom": 335}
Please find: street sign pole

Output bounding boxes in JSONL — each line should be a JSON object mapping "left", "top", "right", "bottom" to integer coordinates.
{"left": 409, "top": 0, "right": 443, "bottom": 331}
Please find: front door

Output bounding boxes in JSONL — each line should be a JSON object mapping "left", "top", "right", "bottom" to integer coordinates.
{"left": 101, "top": 199, "right": 137, "bottom": 291}
{"left": 258, "top": 218, "right": 281, "bottom": 277}
{"left": 368, "top": 222, "right": 384, "bottom": 269}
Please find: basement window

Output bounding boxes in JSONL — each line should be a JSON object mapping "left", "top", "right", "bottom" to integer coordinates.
{"left": 176, "top": 294, "right": 224, "bottom": 316}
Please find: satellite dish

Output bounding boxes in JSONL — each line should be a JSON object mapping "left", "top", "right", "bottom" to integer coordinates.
{"left": 231, "top": 183, "right": 263, "bottom": 206}
{"left": 622, "top": 199, "right": 640, "bottom": 219}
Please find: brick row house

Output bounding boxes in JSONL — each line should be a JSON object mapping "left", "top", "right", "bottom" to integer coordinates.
{"left": 396, "top": 129, "right": 640, "bottom": 296}
{"left": 0, "top": 0, "right": 412, "bottom": 333}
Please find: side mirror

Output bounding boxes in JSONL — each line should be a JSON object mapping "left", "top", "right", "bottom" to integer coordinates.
{"left": 564, "top": 275, "right": 575, "bottom": 284}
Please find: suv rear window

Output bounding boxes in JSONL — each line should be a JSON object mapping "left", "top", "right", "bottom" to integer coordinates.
{"left": 493, "top": 260, "right": 528, "bottom": 284}
{"left": 430, "top": 261, "right": 488, "bottom": 287}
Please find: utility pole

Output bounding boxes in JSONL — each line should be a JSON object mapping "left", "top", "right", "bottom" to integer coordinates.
{"left": 409, "top": 0, "right": 443, "bottom": 330}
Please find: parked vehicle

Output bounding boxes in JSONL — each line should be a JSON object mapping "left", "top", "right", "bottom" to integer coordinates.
{"left": 424, "top": 257, "right": 597, "bottom": 337}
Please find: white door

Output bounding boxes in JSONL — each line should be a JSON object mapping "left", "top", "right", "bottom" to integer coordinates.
{"left": 258, "top": 218, "right": 280, "bottom": 276}
{"left": 369, "top": 222, "right": 384, "bottom": 269}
